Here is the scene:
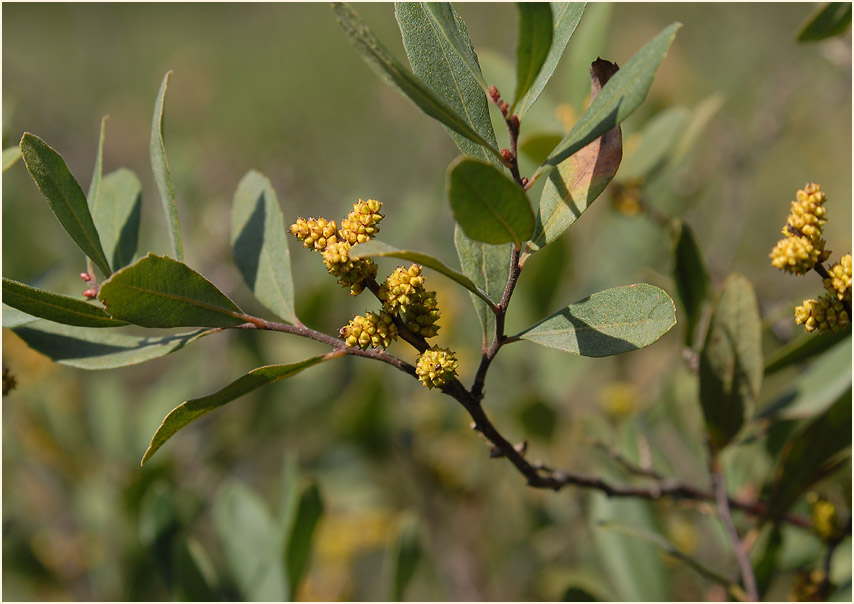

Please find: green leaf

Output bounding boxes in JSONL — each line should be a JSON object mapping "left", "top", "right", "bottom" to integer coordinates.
{"left": 760, "top": 337, "right": 852, "bottom": 420}
{"left": 765, "top": 328, "right": 851, "bottom": 375}
{"left": 141, "top": 356, "right": 329, "bottom": 465}
{"left": 512, "top": 3, "right": 553, "bottom": 113}
{"left": 92, "top": 169, "right": 142, "bottom": 271}
{"left": 516, "top": 283, "right": 676, "bottom": 357}
{"left": 2, "top": 304, "right": 38, "bottom": 328}
{"left": 2, "top": 278, "right": 127, "bottom": 327}
{"left": 213, "top": 481, "right": 286, "bottom": 601}
{"left": 11, "top": 320, "right": 209, "bottom": 370}
{"left": 518, "top": 133, "right": 563, "bottom": 165}
{"left": 87, "top": 115, "right": 108, "bottom": 210}
{"left": 527, "top": 58, "right": 622, "bottom": 253}
{"left": 422, "top": 3, "right": 489, "bottom": 91}
{"left": 454, "top": 225, "right": 509, "bottom": 346}
{"left": 19, "top": 132, "right": 112, "bottom": 277}
{"left": 333, "top": 3, "right": 500, "bottom": 162}
{"left": 564, "top": 2, "right": 612, "bottom": 111}
{"left": 669, "top": 94, "right": 725, "bottom": 167}
{"left": 394, "top": 2, "right": 500, "bottom": 165}
{"left": 98, "top": 253, "right": 247, "bottom": 328}
{"left": 538, "top": 22, "right": 681, "bottom": 176}
{"left": 349, "top": 239, "right": 498, "bottom": 310}
{"left": 448, "top": 156, "right": 535, "bottom": 245}
{"left": 284, "top": 482, "right": 323, "bottom": 600}
{"left": 797, "top": 2, "right": 852, "bottom": 41}
{"left": 231, "top": 170, "right": 297, "bottom": 324}
{"left": 671, "top": 220, "right": 711, "bottom": 347}
{"left": 151, "top": 71, "right": 184, "bottom": 262}
{"left": 3, "top": 146, "right": 22, "bottom": 171}
{"left": 698, "top": 274, "right": 763, "bottom": 451}
{"left": 388, "top": 513, "right": 422, "bottom": 601}
{"left": 617, "top": 106, "right": 690, "bottom": 182}
{"left": 764, "top": 391, "right": 852, "bottom": 523}
{"left": 515, "top": 2, "right": 585, "bottom": 119}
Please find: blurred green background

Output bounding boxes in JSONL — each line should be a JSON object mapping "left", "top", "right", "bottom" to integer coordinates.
{"left": 2, "top": 3, "right": 851, "bottom": 601}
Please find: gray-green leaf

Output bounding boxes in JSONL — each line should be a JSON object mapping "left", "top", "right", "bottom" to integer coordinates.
{"left": 454, "top": 226, "right": 509, "bottom": 346}
{"left": 284, "top": 482, "right": 323, "bottom": 600}
{"left": 11, "top": 321, "right": 209, "bottom": 370}
{"left": 20, "top": 132, "right": 112, "bottom": 277}
{"left": 231, "top": 170, "right": 297, "bottom": 324}
{"left": 388, "top": 513, "right": 422, "bottom": 601}
{"left": 2, "top": 146, "right": 22, "bottom": 171}
{"left": 422, "top": 3, "right": 489, "bottom": 92}
{"left": 448, "top": 156, "right": 535, "bottom": 245}
{"left": 698, "top": 274, "right": 763, "bottom": 451}
{"left": 2, "top": 278, "right": 127, "bottom": 327}
{"left": 516, "top": 283, "right": 676, "bottom": 357}
{"left": 98, "top": 253, "right": 247, "bottom": 328}
{"left": 512, "top": 3, "right": 553, "bottom": 113}
{"left": 151, "top": 71, "right": 184, "bottom": 261}
{"left": 349, "top": 239, "right": 497, "bottom": 309}
{"left": 671, "top": 220, "right": 711, "bottom": 347}
{"left": 141, "top": 356, "right": 329, "bottom": 465}
{"left": 797, "top": 2, "right": 852, "bottom": 42}
{"left": 538, "top": 22, "right": 681, "bottom": 176}
{"left": 93, "top": 168, "right": 142, "bottom": 271}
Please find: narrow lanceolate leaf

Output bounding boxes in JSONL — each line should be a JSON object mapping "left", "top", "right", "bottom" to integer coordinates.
{"left": 2, "top": 278, "right": 127, "bottom": 327}
{"left": 151, "top": 71, "right": 184, "bottom": 262}
{"left": 20, "top": 133, "right": 112, "bottom": 277}
{"left": 231, "top": 170, "right": 297, "bottom": 324}
{"left": 284, "top": 483, "right": 323, "bottom": 600}
{"left": 671, "top": 220, "right": 711, "bottom": 347}
{"left": 87, "top": 115, "right": 108, "bottom": 210}
{"left": 515, "top": 2, "right": 585, "bottom": 118}
{"left": 349, "top": 239, "right": 497, "bottom": 310}
{"left": 538, "top": 22, "right": 681, "bottom": 178}
{"left": 512, "top": 3, "right": 553, "bottom": 113}
{"left": 333, "top": 3, "right": 500, "bottom": 161}
{"left": 517, "top": 284, "right": 676, "bottom": 357}
{"left": 698, "top": 274, "right": 762, "bottom": 451}
{"left": 764, "top": 327, "right": 850, "bottom": 375}
{"left": 93, "top": 169, "right": 142, "bottom": 271}
{"left": 394, "top": 2, "right": 500, "bottom": 165}
{"left": 527, "top": 58, "right": 622, "bottom": 253}
{"left": 98, "top": 253, "right": 246, "bottom": 328}
{"left": 797, "top": 2, "right": 851, "bottom": 42}
{"left": 617, "top": 106, "right": 689, "bottom": 182}
{"left": 423, "top": 3, "right": 489, "bottom": 91}
{"left": 12, "top": 321, "right": 209, "bottom": 370}
{"left": 455, "top": 225, "right": 509, "bottom": 346}
{"left": 3, "top": 146, "right": 22, "bottom": 171}
{"left": 448, "top": 157, "right": 535, "bottom": 245}
{"left": 388, "top": 513, "right": 422, "bottom": 601}
{"left": 2, "top": 305, "right": 38, "bottom": 329}
{"left": 141, "top": 356, "right": 330, "bottom": 465}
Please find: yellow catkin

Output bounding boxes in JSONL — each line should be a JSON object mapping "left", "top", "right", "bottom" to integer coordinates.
{"left": 340, "top": 311, "right": 398, "bottom": 350}
{"left": 290, "top": 217, "right": 338, "bottom": 251}
{"left": 823, "top": 254, "right": 852, "bottom": 302}
{"left": 795, "top": 294, "right": 849, "bottom": 334}
{"left": 338, "top": 199, "right": 384, "bottom": 245}
{"left": 415, "top": 346, "right": 458, "bottom": 389}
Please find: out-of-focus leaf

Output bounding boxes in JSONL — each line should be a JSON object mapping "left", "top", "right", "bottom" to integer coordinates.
{"left": 598, "top": 521, "right": 745, "bottom": 600}
{"left": 448, "top": 156, "right": 535, "bottom": 245}
{"left": 98, "top": 253, "right": 246, "bottom": 328}
{"left": 231, "top": 170, "right": 297, "bottom": 324}
{"left": 617, "top": 106, "right": 689, "bottom": 182}
{"left": 422, "top": 3, "right": 489, "bottom": 91}
{"left": 2, "top": 304, "right": 37, "bottom": 328}
{"left": 528, "top": 58, "right": 622, "bottom": 253}
{"left": 87, "top": 115, "right": 108, "bottom": 210}
{"left": 349, "top": 239, "right": 497, "bottom": 309}
{"left": 538, "top": 23, "right": 681, "bottom": 176}
{"left": 752, "top": 525, "right": 783, "bottom": 600}
{"left": 671, "top": 220, "right": 711, "bottom": 347}
{"left": 797, "top": 2, "right": 852, "bottom": 41}
{"left": 174, "top": 538, "right": 218, "bottom": 601}
{"left": 454, "top": 225, "right": 509, "bottom": 346}
{"left": 2, "top": 278, "right": 126, "bottom": 327}
{"left": 19, "top": 132, "right": 112, "bottom": 277}
{"left": 512, "top": 3, "right": 553, "bottom": 113}
{"left": 2, "top": 146, "right": 22, "bottom": 171}
{"left": 516, "top": 283, "right": 676, "bottom": 357}
{"left": 334, "top": 3, "right": 500, "bottom": 161}
{"left": 761, "top": 338, "right": 852, "bottom": 419}
{"left": 151, "top": 71, "right": 184, "bottom": 262}
{"left": 11, "top": 321, "right": 209, "bottom": 370}
{"left": 388, "top": 513, "right": 422, "bottom": 601}
{"left": 93, "top": 169, "right": 142, "bottom": 271}
{"left": 698, "top": 274, "right": 763, "bottom": 451}
{"left": 284, "top": 482, "right": 323, "bottom": 600}
{"left": 564, "top": 2, "right": 612, "bottom": 111}
{"left": 764, "top": 391, "right": 852, "bottom": 523}
{"left": 669, "top": 94, "right": 724, "bottom": 166}
{"left": 515, "top": 2, "right": 585, "bottom": 118}
{"left": 764, "top": 328, "right": 850, "bottom": 375}
{"left": 213, "top": 481, "right": 286, "bottom": 601}
{"left": 518, "top": 133, "right": 563, "bottom": 165}
{"left": 141, "top": 356, "right": 329, "bottom": 465}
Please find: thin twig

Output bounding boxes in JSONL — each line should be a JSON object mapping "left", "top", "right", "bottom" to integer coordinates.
{"left": 592, "top": 438, "right": 665, "bottom": 481}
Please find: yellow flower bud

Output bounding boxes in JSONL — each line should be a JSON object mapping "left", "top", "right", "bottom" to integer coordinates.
{"left": 795, "top": 294, "right": 849, "bottom": 334}
{"left": 338, "top": 198, "right": 384, "bottom": 245}
{"left": 340, "top": 311, "right": 398, "bottom": 350}
{"left": 289, "top": 217, "right": 338, "bottom": 251}
{"left": 770, "top": 235, "right": 825, "bottom": 275}
{"left": 415, "top": 346, "right": 458, "bottom": 389}
{"left": 321, "top": 240, "right": 378, "bottom": 295}
{"left": 823, "top": 254, "right": 852, "bottom": 302}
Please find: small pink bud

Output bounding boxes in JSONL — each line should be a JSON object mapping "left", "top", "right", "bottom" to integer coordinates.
{"left": 499, "top": 101, "right": 509, "bottom": 115}
{"left": 488, "top": 85, "right": 500, "bottom": 101}
{"left": 501, "top": 148, "right": 512, "bottom": 161}
{"left": 80, "top": 272, "right": 92, "bottom": 282}
{"left": 82, "top": 288, "right": 98, "bottom": 299}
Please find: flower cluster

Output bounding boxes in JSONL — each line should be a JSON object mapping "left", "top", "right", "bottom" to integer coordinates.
{"left": 339, "top": 311, "right": 398, "bottom": 350}
{"left": 289, "top": 199, "right": 383, "bottom": 295}
{"left": 378, "top": 264, "right": 441, "bottom": 338}
{"left": 770, "top": 184, "right": 851, "bottom": 334}
{"left": 415, "top": 346, "right": 458, "bottom": 389}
